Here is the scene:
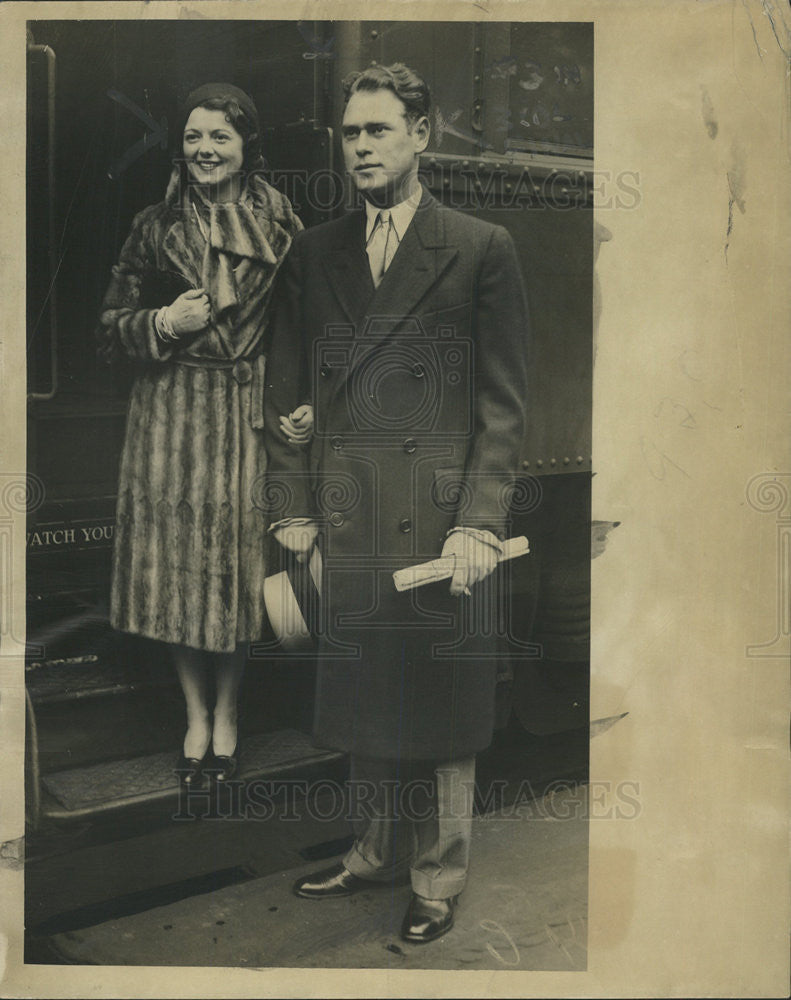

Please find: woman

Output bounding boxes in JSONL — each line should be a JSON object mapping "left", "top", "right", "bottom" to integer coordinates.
{"left": 97, "top": 83, "right": 309, "bottom": 784}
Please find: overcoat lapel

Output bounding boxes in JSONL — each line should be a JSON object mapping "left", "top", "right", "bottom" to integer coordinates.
{"left": 364, "top": 192, "right": 458, "bottom": 331}
{"left": 322, "top": 210, "right": 375, "bottom": 325}
{"left": 318, "top": 190, "right": 459, "bottom": 418}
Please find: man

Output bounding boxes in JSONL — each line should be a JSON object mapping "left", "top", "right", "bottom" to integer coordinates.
{"left": 264, "top": 63, "right": 529, "bottom": 943}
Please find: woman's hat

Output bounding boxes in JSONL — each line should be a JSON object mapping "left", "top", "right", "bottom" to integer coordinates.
{"left": 180, "top": 82, "right": 260, "bottom": 131}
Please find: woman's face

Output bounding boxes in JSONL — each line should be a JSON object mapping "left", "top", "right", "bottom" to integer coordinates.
{"left": 183, "top": 107, "right": 244, "bottom": 191}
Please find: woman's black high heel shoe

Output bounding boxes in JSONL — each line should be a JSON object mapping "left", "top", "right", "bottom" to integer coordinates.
{"left": 175, "top": 753, "right": 208, "bottom": 787}
{"left": 210, "top": 746, "right": 240, "bottom": 783}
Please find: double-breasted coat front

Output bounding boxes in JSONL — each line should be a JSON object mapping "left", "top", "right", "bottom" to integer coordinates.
{"left": 265, "top": 188, "right": 529, "bottom": 760}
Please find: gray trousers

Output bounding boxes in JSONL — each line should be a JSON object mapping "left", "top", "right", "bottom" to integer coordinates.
{"left": 342, "top": 754, "right": 476, "bottom": 900}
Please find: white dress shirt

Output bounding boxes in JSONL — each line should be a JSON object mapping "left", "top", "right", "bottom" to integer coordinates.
{"left": 364, "top": 192, "right": 421, "bottom": 285}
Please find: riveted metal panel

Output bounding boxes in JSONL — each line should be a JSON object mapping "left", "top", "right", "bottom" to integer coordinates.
{"left": 418, "top": 154, "right": 593, "bottom": 476}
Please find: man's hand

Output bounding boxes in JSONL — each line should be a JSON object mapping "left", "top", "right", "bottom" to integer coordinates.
{"left": 272, "top": 519, "right": 319, "bottom": 562}
{"left": 167, "top": 288, "right": 211, "bottom": 335}
{"left": 441, "top": 531, "right": 500, "bottom": 597}
{"left": 280, "top": 403, "right": 314, "bottom": 445}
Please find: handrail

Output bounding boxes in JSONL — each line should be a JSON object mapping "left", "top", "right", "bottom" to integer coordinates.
{"left": 27, "top": 42, "right": 58, "bottom": 403}
{"left": 25, "top": 686, "right": 42, "bottom": 830}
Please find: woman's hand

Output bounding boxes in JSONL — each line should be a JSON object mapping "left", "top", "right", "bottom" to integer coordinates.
{"left": 280, "top": 403, "right": 314, "bottom": 445}
{"left": 167, "top": 288, "right": 211, "bottom": 335}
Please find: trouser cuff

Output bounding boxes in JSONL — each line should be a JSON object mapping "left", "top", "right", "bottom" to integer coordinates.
{"left": 343, "top": 842, "right": 413, "bottom": 883}
{"left": 409, "top": 868, "right": 468, "bottom": 900}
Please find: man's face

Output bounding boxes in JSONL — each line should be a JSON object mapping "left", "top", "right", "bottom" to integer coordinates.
{"left": 341, "top": 89, "right": 429, "bottom": 205}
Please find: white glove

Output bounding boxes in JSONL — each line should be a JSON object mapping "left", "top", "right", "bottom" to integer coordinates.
{"left": 166, "top": 288, "right": 211, "bottom": 335}
{"left": 440, "top": 529, "right": 500, "bottom": 596}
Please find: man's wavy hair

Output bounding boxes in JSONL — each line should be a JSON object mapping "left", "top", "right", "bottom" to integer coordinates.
{"left": 342, "top": 63, "right": 431, "bottom": 129}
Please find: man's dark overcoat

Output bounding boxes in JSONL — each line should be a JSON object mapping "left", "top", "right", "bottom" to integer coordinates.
{"left": 265, "top": 188, "right": 529, "bottom": 760}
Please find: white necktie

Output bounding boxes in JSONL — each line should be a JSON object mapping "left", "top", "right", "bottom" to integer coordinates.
{"left": 366, "top": 210, "right": 397, "bottom": 288}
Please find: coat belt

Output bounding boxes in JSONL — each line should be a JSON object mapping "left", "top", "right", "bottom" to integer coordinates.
{"left": 173, "top": 354, "right": 266, "bottom": 429}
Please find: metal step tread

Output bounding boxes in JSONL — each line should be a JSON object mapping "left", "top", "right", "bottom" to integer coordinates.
{"left": 41, "top": 729, "right": 342, "bottom": 818}
{"left": 26, "top": 658, "right": 177, "bottom": 705}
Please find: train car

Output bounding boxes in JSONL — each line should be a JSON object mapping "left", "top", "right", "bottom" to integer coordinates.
{"left": 25, "top": 18, "right": 595, "bottom": 852}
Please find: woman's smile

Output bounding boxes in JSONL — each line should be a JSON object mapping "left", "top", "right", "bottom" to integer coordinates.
{"left": 183, "top": 107, "right": 244, "bottom": 194}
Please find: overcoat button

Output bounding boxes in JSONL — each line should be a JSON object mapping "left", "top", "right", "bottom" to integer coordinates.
{"left": 412, "top": 363, "right": 425, "bottom": 378}
{"left": 233, "top": 360, "right": 253, "bottom": 385}
{"left": 403, "top": 438, "right": 417, "bottom": 454}
{"left": 331, "top": 436, "right": 343, "bottom": 451}
{"left": 399, "top": 518, "right": 412, "bottom": 533}
{"left": 329, "top": 512, "right": 344, "bottom": 527}
{"left": 319, "top": 363, "right": 331, "bottom": 378}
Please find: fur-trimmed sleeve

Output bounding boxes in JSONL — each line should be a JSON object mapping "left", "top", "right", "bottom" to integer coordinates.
{"left": 96, "top": 205, "right": 176, "bottom": 365}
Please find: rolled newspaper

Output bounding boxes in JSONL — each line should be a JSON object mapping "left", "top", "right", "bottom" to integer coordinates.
{"left": 392, "top": 535, "right": 530, "bottom": 592}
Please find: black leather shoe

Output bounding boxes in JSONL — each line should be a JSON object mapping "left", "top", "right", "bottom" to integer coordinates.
{"left": 209, "top": 747, "right": 239, "bottom": 782}
{"left": 400, "top": 893, "right": 458, "bottom": 943}
{"left": 175, "top": 754, "right": 207, "bottom": 787}
{"left": 293, "top": 863, "right": 375, "bottom": 899}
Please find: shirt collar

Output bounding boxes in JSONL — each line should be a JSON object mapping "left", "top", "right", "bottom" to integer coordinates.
{"left": 364, "top": 188, "right": 422, "bottom": 244}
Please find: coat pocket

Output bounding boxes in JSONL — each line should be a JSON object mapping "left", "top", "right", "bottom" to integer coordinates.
{"left": 418, "top": 300, "right": 473, "bottom": 335}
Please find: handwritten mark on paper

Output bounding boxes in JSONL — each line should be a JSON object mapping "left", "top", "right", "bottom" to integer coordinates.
{"left": 480, "top": 919, "right": 521, "bottom": 966}
{"left": 640, "top": 436, "right": 691, "bottom": 482}
{"left": 701, "top": 86, "right": 718, "bottom": 139}
{"left": 725, "top": 148, "right": 747, "bottom": 262}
